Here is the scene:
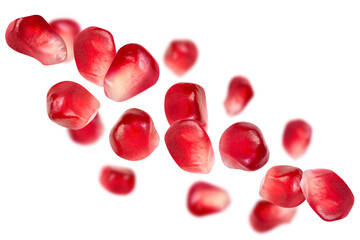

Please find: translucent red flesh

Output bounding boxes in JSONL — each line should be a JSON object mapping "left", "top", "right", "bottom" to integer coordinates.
{"left": 68, "top": 114, "right": 104, "bottom": 145}
{"left": 283, "top": 119, "right": 312, "bottom": 159}
{"left": 99, "top": 166, "right": 135, "bottom": 195}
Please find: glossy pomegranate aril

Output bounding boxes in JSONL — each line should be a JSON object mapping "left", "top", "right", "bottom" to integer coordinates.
{"left": 68, "top": 114, "right": 104, "bottom": 145}
{"left": 6, "top": 15, "right": 67, "bottom": 65}
{"left": 165, "top": 119, "right": 214, "bottom": 174}
{"left": 260, "top": 165, "right": 305, "bottom": 208}
{"left": 110, "top": 108, "right": 159, "bottom": 161}
{"left": 74, "top": 26, "right": 116, "bottom": 86}
{"left": 300, "top": 169, "right": 354, "bottom": 221}
{"left": 283, "top": 119, "right": 312, "bottom": 159}
{"left": 187, "top": 181, "right": 230, "bottom": 217}
{"left": 47, "top": 81, "right": 100, "bottom": 130}
{"left": 99, "top": 166, "right": 135, "bottom": 195}
{"left": 219, "top": 122, "right": 269, "bottom": 171}
{"left": 164, "top": 82, "right": 208, "bottom": 130}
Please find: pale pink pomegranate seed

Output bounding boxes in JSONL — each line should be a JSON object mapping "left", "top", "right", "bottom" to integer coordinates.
{"left": 110, "top": 108, "right": 159, "bottom": 161}
{"left": 187, "top": 181, "right": 230, "bottom": 217}
{"left": 224, "top": 76, "right": 254, "bottom": 116}
{"left": 165, "top": 119, "right": 214, "bottom": 174}
{"left": 164, "top": 40, "right": 198, "bottom": 76}
{"left": 74, "top": 26, "right": 116, "bottom": 86}
{"left": 50, "top": 19, "right": 81, "bottom": 61}
{"left": 104, "top": 43, "right": 160, "bottom": 102}
{"left": 164, "top": 82, "right": 208, "bottom": 130}
{"left": 219, "top": 122, "right": 269, "bottom": 171}
{"left": 260, "top": 165, "right": 305, "bottom": 208}
{"left": 283, "top": 119, "right": 312, "bottom": 159}
{"left": 68, "top": 114, "right": 104, "bottom": 145}
{"left": 250, "top": 200, "right": 297, "bottom": 233}
{"left": 6, "top": 15, "right": 67, "bottom": 65}
{"left": 300, "top": 169, "right": 354, "bottom": 221}
{"left": 47, "top": 81, "right": 100, "bottom": 129}
{"left": 99, "top": 166, "right": 135, "bottom": 195}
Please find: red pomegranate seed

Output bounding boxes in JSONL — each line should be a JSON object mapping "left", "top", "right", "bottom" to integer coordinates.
{"left": 187, "top": 181, "right": 230, "bottom": 217}
{"left": 74, "top": 26, "right": 116, "bottom": 86}
{"left": 283, "top": 119, "right": 312, "bottom": 159}
{"left": 104, "top": 43, "right": 160, "bottom": 102}
{"left": 164, "top": 82, "right": 208, "bottom": 130}
{"left": 50, "top": 19, "right": 81, "bottom": 61}
{"left": 224, "top": 76, "right": 254, "bottom": 116}
{"left": 164, "top": 40, "right": 198, "bottom": 76}
{"left": 165, "top": 119, "right": 214, "bottom": 174}
{"left": 219, "top": 122, "right": 269, "bottom": 171}
{"left": 47, "top": 81, "right": 100, "bottom": 130}
{"left": 6, "top": 15, "right": 67, "bottom": 65}
{"left": 99, "top": 166, "right": 135, "bottom": 195}
{"left": 300, "top": 169, "right": 354, "bottom": 221}
{"left": 68, "top": 114, "right": 104, "bottom": 145}
{"left": 259, "top": 165, "right": 305, "bottom": 208}
{"left": 250, "top": 200, "right": 297, "bottom": 233}
{"left": 110, "top": 108, "right": 159, "bottom": 161}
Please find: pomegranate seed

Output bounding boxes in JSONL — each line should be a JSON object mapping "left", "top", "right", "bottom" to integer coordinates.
{"left": 283, "top": 119, "right": 312, "bottom": 159}
{"left": 224, "top": 76, "right": 254, "bottom": 116}
{"left": 250, "top": 200, "right": 297, "bottom": 233}
{"left": 165, "top": 119, "right": 214, "bottom": 174}
{"left": 6, "top": 15, "right": 67, "bottom": 65}
{"left": 68, "top": 114, "right": 104, "bottom": 145}
{"left": 50, "top": 19, "right": 81, "bottom": 61}
{"left": 74, "top": 26, "right": 116, "bottom": 86}
{"left": 99, "top": 166, "right": 135, "bottom": 195}
{"left": 219, "top": 122, "right": 269, "bottom": 171}
{"left": 164, "top": 40, "right": 198, "bottom": 76}
{"left": 47, "top": 81, "right": 100, "bottom": 130}
{"left": 187, "top": 181, "right": 230, "bottom": 217}
{"left": 110, "top": 108, "right": 159, "bottom": 161}
{"left": 104, "top": 43, "right": 160, "bottom": 102}
{"left": 164, "top": 82, "right": 208, "bottom": 130}
{"left": 300, "top": 169, "right": 354, "bottom": 221}
{"left": 259, "top": 165, "right": 305, "bottom": 208}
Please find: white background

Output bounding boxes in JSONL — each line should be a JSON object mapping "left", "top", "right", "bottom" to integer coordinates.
{"left": 0, "top": 0, "right": 359, "bottom": 239}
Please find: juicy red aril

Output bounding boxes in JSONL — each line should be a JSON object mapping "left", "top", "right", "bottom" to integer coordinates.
{"left": 74, "top": 26, "right": 116, "bottom": 86}
{"left": 6, "top": 15, "right": 67, "bottom": 65}
{"left": 219, "top": 122, "right": 269, "bottom": 171}
{"left": 50, "top": 18, "right": 81, "bottom": 61}
{"left": 99, "top": 166, "right": 135, "bottom": 195}
{"left": 224, "top": 76, "right": 254, "bottom": 116}
{"left": 187, "top": 181, "right": 230, "bottom": 217}
{"left": 260, "top": 165, "right": 305, "bottom": 208}
{"left": 68, "top": 113, "right": 104, "bottom": 145}
{"left": 47, "top": 81, "right": 100, "bottom": 130}
{"left": 300, "top": 169, "right": 354, "bottom": 221}
{"left": 164, "top": 40, "right": 198, "bottom": 76}
{"left": 165, "top": 119, "right": 214, "bottom": 174}
{"left": 110, "top": 108, "right": 159, "bottom": 161}
{"left": 250, "top": 200, "right": 297, "bottom": 233}
{"left": 164, "top": 82, "right": 208, "bottom": 130}
{"left": 283, "top": 119, "right": 312, "bottom": 159}
{"left": 104, "top": 43, "right": 160, "bottom": 102}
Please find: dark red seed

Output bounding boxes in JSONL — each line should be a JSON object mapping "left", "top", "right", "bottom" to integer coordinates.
{"left": 283, "top": 119, "right": 312, "bottom": 159}
{"left": 68, "top": 114, "right": 104, "bottom": 145}
{"left": 99, "top": 166, "right": 135, "bottom": 195}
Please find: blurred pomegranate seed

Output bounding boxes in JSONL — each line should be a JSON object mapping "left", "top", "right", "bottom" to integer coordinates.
{"left": 6, "top": 15, "right": 67, "bottom": 65}
{"left": 300, "top": 169, "right": 354, "bottom": 221}
{"left": 68, "top": 114, "right": 104, "bottom": 145}
{"left": 100, "top": 166, "right": 135, "bottom": 195}
{"left": 164, "top": 40, "right": 198, "bottom": 76}
{"left": 165, "top": 119, "right": 214, "bottom": 174}
{"left": 260, "top": 165, "right": 305, "bottom": 208}
{"left": 47, "top": 81, "right": 100, "bottom": 129}
{"left": 74, "top": 26, "right": 116, "bottom": 86}
{"left": 219, "top": 122, "right": 269, "bottom": 171}
{"left": 283, "top": 119, "right": 312, "bottom": 159}
{"left": 250, "top": 200, "right": 297, "bottom": 233}
{"left": 50, "top": 18, "right": 81, "bottom": 61}
{"left": 110, "top": 108, "right": 159, "bottom": 161}
{"left": 164, "top": 82, "right": 208, "bottom": 130}
{"left": 187, "top": 181, "right": 230, "bottom": 217}
{"left": 224, "top": 76, "right": 254, "bottom": 116}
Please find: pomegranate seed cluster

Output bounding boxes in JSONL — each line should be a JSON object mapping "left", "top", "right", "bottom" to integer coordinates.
{"left": 6, "top": 14, "right": 355, "bottom": 234}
